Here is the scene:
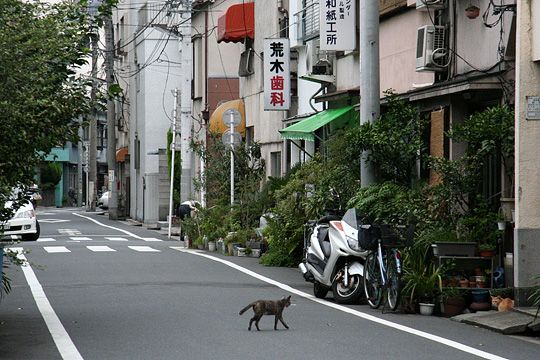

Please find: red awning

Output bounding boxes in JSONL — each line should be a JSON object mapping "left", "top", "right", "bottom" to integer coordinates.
{"left": 217, "top": 2, "right": 254, "bottom": 43}
{"left": 116, "top": 147, "right": 128, "bottom": 163}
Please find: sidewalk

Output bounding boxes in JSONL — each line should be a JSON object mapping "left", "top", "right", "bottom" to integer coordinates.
{"left": 453, "top": 307, "right": 540, "bottom": 335}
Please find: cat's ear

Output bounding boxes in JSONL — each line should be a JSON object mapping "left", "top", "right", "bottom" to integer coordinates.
{"left": 286, "top": 295, "right": 291, "bottom": 300}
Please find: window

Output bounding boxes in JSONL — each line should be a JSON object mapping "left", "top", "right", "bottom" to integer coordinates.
{"left": 271, "top": 151, "right": 282, "bottom": 178}
{"left": 245, "top": 126, "right": 254, "bottom": 147}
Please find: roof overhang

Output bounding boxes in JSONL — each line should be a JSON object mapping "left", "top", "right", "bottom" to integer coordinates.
{"left": 279, "top": 106, "right": 357, "bottom": 142}
{"left": 217, "top": 2, "right": 255, "bottom": 44}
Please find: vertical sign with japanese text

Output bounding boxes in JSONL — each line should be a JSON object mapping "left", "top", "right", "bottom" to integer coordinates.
{"left": 264, "top": 38, "right": 290, "bottom": 111}
{"left": 320, "top": 0, "right": 356, "bottom": 51}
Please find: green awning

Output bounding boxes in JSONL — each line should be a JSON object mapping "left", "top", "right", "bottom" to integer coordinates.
{"left": 279, "top": 105, "right": 357, "bottom": 142}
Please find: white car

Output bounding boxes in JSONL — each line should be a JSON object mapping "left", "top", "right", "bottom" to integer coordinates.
{"left": 1, "top": 200, "right": 40, "bottom": 241}
{"left": 98, "top": 191, "right": 110, "bottom": 209}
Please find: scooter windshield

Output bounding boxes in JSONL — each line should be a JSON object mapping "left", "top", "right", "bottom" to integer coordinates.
{"left": 341, "top": 208, "right": 360, "bottom": 229}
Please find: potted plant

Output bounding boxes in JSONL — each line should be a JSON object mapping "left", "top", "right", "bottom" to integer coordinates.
{"left": 478, "top": 242, "right": 496, "bottom": 258}
{"left": 440, "top": 287, "right": 466, "bottom": 317}
{"left": 402, "top": 239, "right": 442, "bottom": 314}
{"left": 428, "top": 227, "right": 476, "bottom": 258}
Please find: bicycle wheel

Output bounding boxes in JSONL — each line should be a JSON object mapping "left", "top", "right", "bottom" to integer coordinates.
{"left": 363, "top": 252, "right": 382, "bottom": 309}
{"left": 386, "top": 251, "right": 402, "bottom": 311}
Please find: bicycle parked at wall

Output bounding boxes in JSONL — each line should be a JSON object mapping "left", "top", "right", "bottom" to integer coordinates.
{"left": 361, "top": 223, "right": 415, "bottom": 311}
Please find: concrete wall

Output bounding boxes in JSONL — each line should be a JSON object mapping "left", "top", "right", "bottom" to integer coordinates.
{"left": 514, "top": 0, "right": 540, "bottom": 304}
{"left": 241, "top": 0, "right": 288, "bottom": 178}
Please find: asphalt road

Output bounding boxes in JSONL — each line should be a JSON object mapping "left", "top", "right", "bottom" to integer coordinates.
{"left": 0, "top": 207, "right": 538, "bottom": 359}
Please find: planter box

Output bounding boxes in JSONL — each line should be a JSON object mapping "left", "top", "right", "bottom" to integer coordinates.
{"left": 432, "top": 242, "right": 476, "bottom": 257}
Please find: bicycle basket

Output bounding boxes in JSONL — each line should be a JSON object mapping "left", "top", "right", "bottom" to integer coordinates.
{"left": 358, "top": 224, "right": 380, "bottom": 250}
{"left": 380, "top": 224, "right": 414, "bottom": 248}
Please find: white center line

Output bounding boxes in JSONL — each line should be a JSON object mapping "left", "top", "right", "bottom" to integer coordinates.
{"left": 176, "top": 249, "right": 509, "bottom": 360}
{"left": 44, "top": 246, "right": 71, "bottom": 253}
{"left": 70, "top": 237, "right": 92, "bottom": 241}
{"left": 128, "top": 246, "right": 160, "bottom": 252}
{"left": 8, "top": 248, "right": 83, "bottom": 360}
{"left": 72, "top": 213, "right": 144, "bottom": 239}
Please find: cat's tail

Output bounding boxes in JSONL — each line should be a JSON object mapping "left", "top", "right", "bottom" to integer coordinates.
{"left": 239, "top": 303, "right": 253, "bottom": 315}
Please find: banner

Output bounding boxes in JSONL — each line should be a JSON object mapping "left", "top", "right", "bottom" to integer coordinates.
{"left": 264, "top": 38, "right": 290, "bottom": 111}
{"left": 320, "top": 0, "right": 356, "bottom": 51}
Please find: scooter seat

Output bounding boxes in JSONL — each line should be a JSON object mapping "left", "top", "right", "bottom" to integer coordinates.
{"left": 320, "top": 240, "right": 331, "bottom": 258}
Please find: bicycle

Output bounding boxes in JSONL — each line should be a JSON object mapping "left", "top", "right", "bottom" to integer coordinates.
{"left": 362, "top": 224, "right": 414, "bottom": 311}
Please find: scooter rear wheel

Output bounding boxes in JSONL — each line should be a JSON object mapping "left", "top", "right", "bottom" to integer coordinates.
{"left": 313, "top": 282, "right": 329, "bottom": 299}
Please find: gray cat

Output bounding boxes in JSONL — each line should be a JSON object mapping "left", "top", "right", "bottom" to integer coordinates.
{"left": 239, "top": 296, "right": 291, "bottom": 331}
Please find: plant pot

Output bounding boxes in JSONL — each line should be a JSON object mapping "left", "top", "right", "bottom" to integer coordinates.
{"left": 442, "top": 296, "right": 466, "bottom": 317}
{"left": 497, "top": 221, "right": 506, "bottom": 231}
{"left": 236, "top": 247, "right": 246, "bottom": 257}
{"left": 471, "top": 289, "right": 490, "bottom": 303}
{"left": 479, "top": 250, "right": 495, "bottom": 258}
{"left": 208, "top": 241, "right": 216, "bottom": 252}
{"left": 459, "top": 279, "right": 469, "bottom": 288}
{"left": 432, "top": 242, "right": 476, "bottom": 257}
{"left": 419, "top": 303, "right": 435, "bottom": 316}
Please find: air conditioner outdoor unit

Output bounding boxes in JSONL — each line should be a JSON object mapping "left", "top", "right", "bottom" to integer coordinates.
{"left": 416, "top": 25, "right": 448, "bottom": 72}
{"left": 306, "top": 39, "right": 333, "bottom": 76}
{"left": 416, "top": 0, "right": 445, "bottom": 11}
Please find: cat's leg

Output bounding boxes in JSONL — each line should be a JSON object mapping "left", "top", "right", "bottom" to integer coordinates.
{"left": 248, "top": 317, "right": 255, "bottom": 331}
{"left": 278, "top": 315, "right": 289, "bottom": 330}
{"left": 254, "top": 314, "right": 262, "bottom": 331}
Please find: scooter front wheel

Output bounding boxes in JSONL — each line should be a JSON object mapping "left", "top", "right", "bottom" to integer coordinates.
{"left": 331, "top": 267, "right": 363, "bottom": 304}
{"left": 313, "top": 282, "right": 329, "bottom": 299}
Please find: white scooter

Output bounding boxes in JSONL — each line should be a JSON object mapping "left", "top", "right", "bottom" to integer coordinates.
{"left": 299, "top": 208, "right": 371, "bottom": 304}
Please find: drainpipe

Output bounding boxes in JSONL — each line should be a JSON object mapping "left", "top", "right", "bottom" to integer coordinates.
{"left": 278, "top": 0, "right": 289, "bottom": 37}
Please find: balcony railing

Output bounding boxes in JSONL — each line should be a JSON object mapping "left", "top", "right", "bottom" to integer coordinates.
{"left": 294, "top": 0, "right": 320, "bottom": 43}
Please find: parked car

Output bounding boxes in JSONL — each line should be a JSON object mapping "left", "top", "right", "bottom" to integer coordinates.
{"left": 98, "top": 191, "right": 110, "bottom": 209}
{"left": 1, "top": 200, "right": 40, "bottom": 241}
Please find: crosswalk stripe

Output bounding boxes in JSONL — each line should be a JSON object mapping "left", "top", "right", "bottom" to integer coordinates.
{"left": 69, "top": 237, "right": 92, "bottom": 241}
{"left": 128, "top": 246, "right": 160, "bottom": 252}
{"left": 44, "top": 246, "right": 71, "bottom": 253}
{"left": 87, "top": 246, "right": 116, "bottom": 252}
{"left": 37, "top": 238, "right": 56, "bottom": 242}
{"left": 105, "top": 237, "right": 129, "bottom": 241}
{"left": 142, "top": 237, "right": 162, "bottom": 242}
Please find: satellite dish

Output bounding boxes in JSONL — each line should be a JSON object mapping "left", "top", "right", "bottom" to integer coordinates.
{"left": 222, "top": 130, "right": 242, "bottom": 147}
{"left": 222, "top": 108, "right": 241, "bottom": 126}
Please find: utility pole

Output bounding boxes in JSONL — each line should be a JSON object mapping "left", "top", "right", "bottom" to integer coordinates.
{"left": 88, "top": 32, "right": 98, "bottom": 211}
{"left": 179, "top": 0, "right": 193, "bottom": 203}
{"left": 359, "top": 1, "right": 380, "bottom": 187}
{"left": 105, "top": 14, "right": 118, "bottom": 219}
{"left": 168, "top": 89, "right": 179, "bottom": 239}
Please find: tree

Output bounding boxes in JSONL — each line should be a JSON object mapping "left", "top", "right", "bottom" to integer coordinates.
{"left": 0, "top": 0, "right": 97, "bottom": 220}
{"left": 0, "top": 0, "right": 113, "bottom": 297}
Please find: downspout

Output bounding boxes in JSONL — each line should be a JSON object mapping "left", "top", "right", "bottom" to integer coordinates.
{"left": 278, "top": 0, "right": 289, "bottom": 37}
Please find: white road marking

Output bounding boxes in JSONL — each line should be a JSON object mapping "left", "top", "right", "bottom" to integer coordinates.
{"left": 39, "top": 219, "right": 70, "bottom": 223}
{"left": 87, "top": 246, "right": 116, "bottom": 252}
{"left": 37, "top": 238, "right": 56, "bottom": 242}
{"left": 128, "top": 246, "right": 160, "bottom": 252}
{"left": 70, "top": 237, "right": 92, "bottom": 241}
{"left": 58, "top": 229, "right": 81, "bottom": 236}
{"left": 7, "top": 247, "right": 83, "bottom": 360}
{"left": 44, "top": 246, "right": 71, "bottom": 253}
{"left": 142, "top": 237, "right": 162, "bottom": 242}
{"left": 73, "top": 213, "right": 144, "bottom": 239}
{"left": 176, "top": 249, "right": 509, "bottom": 360}
{"left": 105, "top": 237, "right": 129, "bottom": 241}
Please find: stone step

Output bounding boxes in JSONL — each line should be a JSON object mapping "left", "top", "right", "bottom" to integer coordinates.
{"left": 454, "top": 309, "right": 539, "bottom": 335}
